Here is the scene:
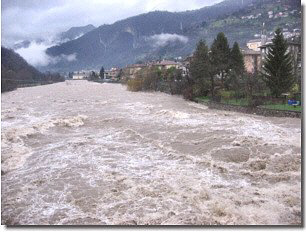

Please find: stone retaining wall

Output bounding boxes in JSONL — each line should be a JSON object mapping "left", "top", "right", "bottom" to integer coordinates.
{"left": 196, "top": 100, "right": 301, "bottom": 118}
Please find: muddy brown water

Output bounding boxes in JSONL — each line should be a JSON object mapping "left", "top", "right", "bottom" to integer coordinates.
{"left": 1, "top": 80, "right": 301, "bottom": 225}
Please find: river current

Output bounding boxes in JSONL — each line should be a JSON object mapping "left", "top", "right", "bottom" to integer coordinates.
{"left": 1, "top": 80, "right": 301, "bottom": 225}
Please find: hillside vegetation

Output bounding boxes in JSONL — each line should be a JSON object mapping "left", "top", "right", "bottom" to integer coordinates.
{"left": 44, "top": 0, "right": 301, "bottom": 72}
{"left": 1, "top": 47, "right": 65, "bottom": 92}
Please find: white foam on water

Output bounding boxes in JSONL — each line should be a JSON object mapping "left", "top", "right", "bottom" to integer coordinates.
{"left": 1, "top": 81, "right": 301, "bottom": 225}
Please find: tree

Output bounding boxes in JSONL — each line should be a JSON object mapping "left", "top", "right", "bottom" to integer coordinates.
{"left": 133, "top": 66, "right": 161, "bottom": 91}
{"left": 1, "top": 68, "right": 17, "bottom": 92}
{"left": 163, "top": 67, "right": 183, "bottom": 94}
{"left": 210, "top": 32, "right": 231, "bottom": 89}
{"left": 50, "top": 72, "right": 65, "bottom": 82}
{"left": 227, "top": 42, "right": 245, "bottom": 97}
{"left": 68, "top": 72, "right": 73, "bottom": 79}
{"left": 89, "top": 71, "right": 98, "bottom": 80}
{"left": 99, "top": 66, "right": 105, "bottom": 79}
{"left": 230, "top": 42, "right": 245, "bottom": 76}
{"left": 262, "top": 28, "right": 294, "bottom": 97}
{"left": 189, "top": 40, "right": 211, "bottom": 97}
{"left": 117, "top": 69, "right": 123, "bottom": 80}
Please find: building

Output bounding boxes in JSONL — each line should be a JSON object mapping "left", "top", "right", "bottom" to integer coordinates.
{"left": 242, "top": 49, "right": 261, "bottom": 74}
{"left": 247, "top": 37, "right": 272, "bottom": 52}
{"left": 259, "top": 41, "right": 301, "bottom": 76}
{"left": 293, "top": 28, "right": 301, "bottom": 37}
{"left": 104, "top": 68, "right": 120, "bottom": 80}
{"left": 244, "top": 24, "right": 301, "bottom": 76}
{"left": 246, "top": 39, "right": 262, "bottom": 52}
{"left": 72, "top": 71, "right": 89, "bottom": 80}
{"left": 150, "top": 60, "right": 180, "bottom": 70}
{"left": 124, "top": 63, "right": 147, "bottom": 79}
{"left": 122, "top": 59, "right": 190, "bottom": 80}
{"left": 177, "top": 64, "right": 188, "bottom": 77}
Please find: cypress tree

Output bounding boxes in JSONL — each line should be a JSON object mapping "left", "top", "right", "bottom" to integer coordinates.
{"left": 189, "top": 40, "right": 211, "bottom": 96}
{"left": 230, "top": 42, "right": 245, "bottom": 75}
{"left": 99, "top": 66, "right": 105, "bottom": 79}
{"left": 227, "top": 42, "right": 245, "bottom": 95}
{"left": 262, "top": 28, "right": 294, "bottom": 97}
{"left": 210, "top": 32, "right": 231, "bottom": 89}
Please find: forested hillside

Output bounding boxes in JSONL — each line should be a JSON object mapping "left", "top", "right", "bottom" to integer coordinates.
{"left": 1, "top": 47, "right": 64, "bottom": 92}
{"left": 59, "top": 24, "right": 96, "bottom": 42}
{"left": 195, "top": 0, "right": 301, "bottom": 46}
{"left": 44, "top": 0, "right": 254, "bottom": 72}
{"left": 43, "top": 0, "right": 301, "bottom": 72}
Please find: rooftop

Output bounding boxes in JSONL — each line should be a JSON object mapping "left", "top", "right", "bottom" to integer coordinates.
{"left": 127, "top": 63, "right": 147, "bottom": 68}
{"left": 247, "top": 39, "right": 262, "bottom": 43}
{"left": 242, "top": 49, "right": 261, "bottom": 55}
{"left": 153, "top": 60, "right": 178, "bottom": 66}
{"left": 259, "top": 41, "right": 300, "bottom": 48}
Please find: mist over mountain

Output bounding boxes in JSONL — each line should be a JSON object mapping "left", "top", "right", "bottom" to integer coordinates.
{"left": 13, "top": 40, "right": 31, "bottom": 50}
{"left": 41, "top": 0, "right": 300, "bottom": 72}
{"left": 1, "top": 46, "right": 44, "bottom": 91}
{"left": 1, "top": 46, "right": 66, "bottom": 92}
{"left": 2, "top": 47, "right": 43, "bottom": 80}
{"left": 59, "top": 24, "right": 96, "bottom": 42}
{"left": 12, "top": 24, "right": 97, "bottom": 50}
{"left": 44, "top": 0, "right": 254, "bottom": 72}
{"left": 10, "top": 24, "right": 97, "bottom": 69}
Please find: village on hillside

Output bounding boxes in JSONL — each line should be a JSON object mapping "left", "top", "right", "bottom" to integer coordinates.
{"left": 69, "top": 26, "right": 301, "bottom": 87}
{"left": 65, "top": 25, "right": 302, "bottom": 116}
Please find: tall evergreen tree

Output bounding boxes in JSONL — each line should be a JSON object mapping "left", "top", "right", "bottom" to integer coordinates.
{"left": 227, "top": 42, "right": 245, "bottom": 95}
{"left": 68, "top": 72, "right": 73, "bottom": 79}
{"left": 189, "top": 40, "right": 211, "bottom": 97}
{"left": 262, "top": 28, "right": 294, "bottom": 97}
{"left": 230, "top": 42, "right": 245, "bottom": 75}
{"left": 99, "top": 66, "right": 105, "bottom": 79}
{"left": 210, "top": 32, "right": 231, "bottom": 89}
{"left": 89, "top": 71, "right": 98, "bottom": 80}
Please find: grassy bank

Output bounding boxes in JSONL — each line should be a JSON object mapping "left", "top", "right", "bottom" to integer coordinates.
{"left": 196, "top": 96, "right": 302, "bottom": 112}
{"left": 260, "top": 104, "right": 302, "bottom": 112}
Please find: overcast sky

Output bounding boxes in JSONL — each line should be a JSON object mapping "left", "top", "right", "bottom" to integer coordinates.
{"left": 2, "top": 0, "right": 222, "bottom": 46}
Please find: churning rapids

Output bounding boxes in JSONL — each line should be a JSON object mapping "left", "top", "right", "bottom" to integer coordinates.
{"left": 1, "top": 80, "right": 301, "bottom": 225}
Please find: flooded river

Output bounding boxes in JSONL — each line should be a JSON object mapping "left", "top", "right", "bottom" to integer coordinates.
{"left": 1, "top": 80, "right": 301, "bottom": 225}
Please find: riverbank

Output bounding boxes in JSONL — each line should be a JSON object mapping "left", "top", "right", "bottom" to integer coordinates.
{"left": 195, "top": 98, "right": 302, "bottom": 118}
{"left": 122, "top": 76, "right": 302, "bottom": 119}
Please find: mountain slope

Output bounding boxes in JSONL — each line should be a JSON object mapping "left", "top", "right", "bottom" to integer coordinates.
{"left": 11, "top": 24, "right": 96, "bottom": 52}
{"left": 45, "top": 0, "right": 254, "bottom": 72}
{"left": 198, "top": 0, "right": 301, "bottom": 46}
{"left": 1, "top": 47, "right": 66, "bottom": 92}
{"left": 1, "top": 46, "right": 44, "bottom": 91}
{"left": 2, "top": 46, "right": 43, "bottom": 81}
{"left": 59, "top": 24, "right": 96, "bottom": 42}
{"left": 45, "top": 0, "right": 301, "bottom": 72}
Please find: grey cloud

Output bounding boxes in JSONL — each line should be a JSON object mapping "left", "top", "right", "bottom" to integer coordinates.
{"left": 147, "top": 33, "right": 189, "bottom": 47}
{"left": 2, "top": 0, "right": 64, "bottom": 10}
{"left": 15, "top": 42, "right": 57, "bottom": 67}
{"left": 2, "top": 0, "right": 222, "bottom": 47}
{"left": 15, "top": 41, "right": 77, "bottom": 67}
{"left": 61, "top": 53, "right": 77, "bottom": 62}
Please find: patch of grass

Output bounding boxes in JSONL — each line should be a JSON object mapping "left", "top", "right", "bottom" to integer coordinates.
{"left": 221, "top": 98, "right": 249, "bottom": 106}
{"left": 260, "top": 104, "right": 302, "bottom": 112}
{"left": 196, "top": 96, "right": 211, "bottom": 103}
{"left": 210, "top": 20, "right": 224, "bottom": 28}
{"left": 197, "top": 96, "right": 302, "bottom": 112}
